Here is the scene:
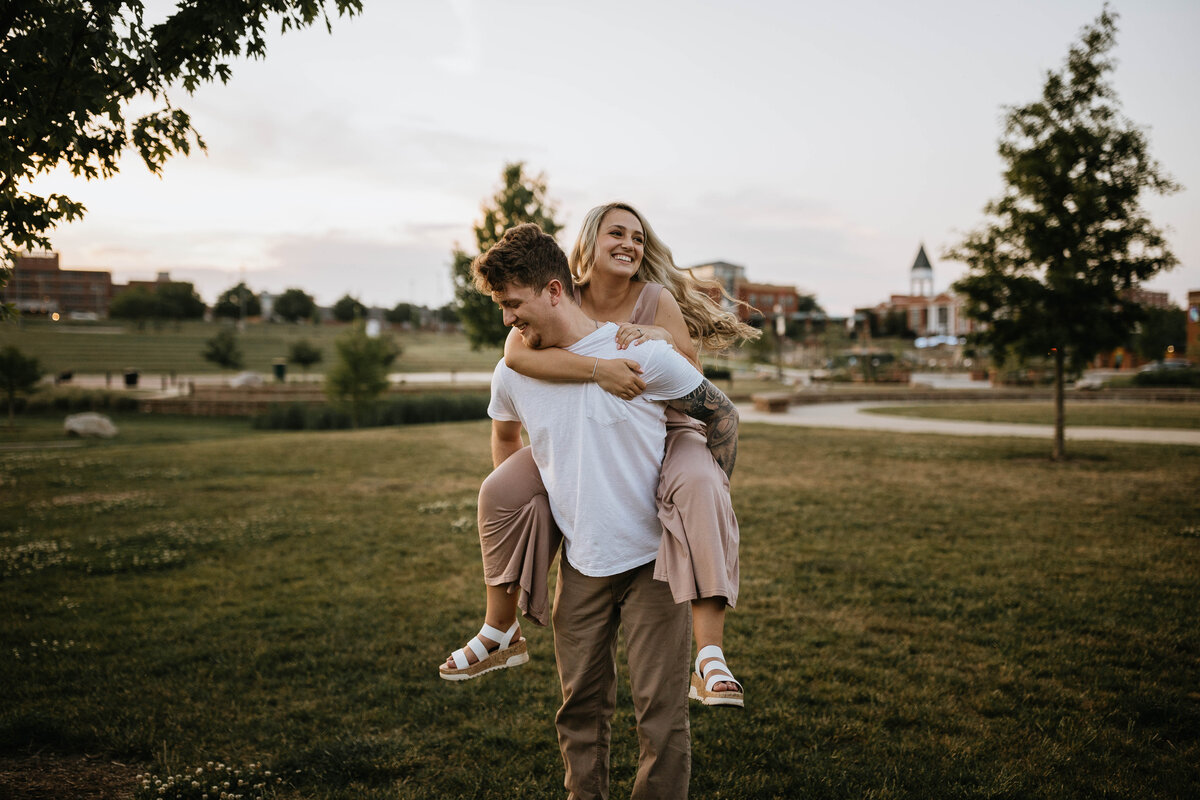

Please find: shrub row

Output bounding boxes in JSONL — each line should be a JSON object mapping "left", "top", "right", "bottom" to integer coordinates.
{"left": 0, "top": 388, "right": 141, "bottom": 415}
{"left": 251, "top": 392, "right": 490, "bottom": 431}
{"left": 703, "top": 365, "right": 732, "bottom": 381}
{"left": 1133, "top": 369, "right": 1200, "bottom": 388}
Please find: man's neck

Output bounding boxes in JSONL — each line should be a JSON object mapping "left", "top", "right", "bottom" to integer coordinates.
{"left": 551, "top": 300, "right": 604, "bottom": 349}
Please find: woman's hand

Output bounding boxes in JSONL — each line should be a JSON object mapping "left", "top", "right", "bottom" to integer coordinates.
{"left": 615, "top": 323, "right": 674, "bottom": 351}
{"left": 595, "top": 358, "right": 646, "bottom": 400}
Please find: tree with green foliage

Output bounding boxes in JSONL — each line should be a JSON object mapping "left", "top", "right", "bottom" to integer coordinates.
{"left": 214, "top": 282, "right": 262, "bottom": 320}
{"left": 325, "top": 322, "right": 400, "bottom": 427}
{"left": 202, "top": 328, "right": 245, "bottom": 371}
{"left": 0, "top": 346, "right": 43, "bottom": 427}
{"left": 1132, "top": 305, "right": 1186, "bottom": 362}
{"left": 287, "top": 338, "right": 323, "bottom": 375}
{"left": 946, "top": 9, "right": 1179, "bottom": 461}
{"left": 451, "top": 163, "right": 563, "bottom": 349}
{"left": 436, "top": 303, "right": 460, "bottom": 325}
{"left": 108, "top": 282, "right": 204, "bottom": 326}
{"left": 108, "top": 287, "right": 159, "bottom": 329}
{"left": 274, "top": 288, "right": 316, "bottom": 323}
{"left": 154, "top": 281, "right": 206, "bottom": 320}
{"left": 0, "top": 1, "right": 363, "bottom": 321}
{"left": 332, "top": 294, "right": 367, "bottom": 323}
{"left": 386, "top": 301, "right": 420, "bottom": 327}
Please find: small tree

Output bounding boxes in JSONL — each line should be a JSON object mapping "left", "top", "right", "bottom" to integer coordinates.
{"left": 214, "top": 282, "right": 262, "bottom": 320}
{"left": 202, "top": 328, "right": 244, "bottom": 371}
{"left": 288, "top": 338, "right": 323, "bottom": 375}
{"left": 436, "top": 303, "right": 460, "bottom": 325}
{"left": 274, "top": 288, "right": 316, "bottom": 323}
{"left": 946, "top": 8, "right": 1179, "bottom": 460}
{"left": 332, "top": 294, "right": 367, "bottom": 323}
{"left": 325, "top": 322, "right": 400, "bottom": 427}
{"left": 386, "top": 302, "right": 420, "bottom": 327}
{"left": 1, "top": 346, "right": 43, "bottom": 427}
{"left": 1133, "top": 305, "right": 1186, "bottom": 363}
{"left": 154, "top": 281, "right": 206, "bottom": 320}
{"left": 451, "top": 162, "right": 563, "bottom": 349}
{"left": 109, "top": 287, "right": 159, "bottom": 329}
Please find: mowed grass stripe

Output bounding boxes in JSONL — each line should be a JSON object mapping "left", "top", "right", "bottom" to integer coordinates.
{"left": 864, "top": 400, "right": 1200, "bottom": 429}
{"left": 0, "top": 320, "right": 503, "bottom": 375}
{"left": 1, "top": 419, "right": 1197, "bottom": 799}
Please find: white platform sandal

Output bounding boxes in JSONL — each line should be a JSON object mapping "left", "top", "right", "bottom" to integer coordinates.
{"left": 439, "top": 621, "right": 529, "bottom": 681}
{"left": 688, "top": 645, "right": 744, "bottom": 707}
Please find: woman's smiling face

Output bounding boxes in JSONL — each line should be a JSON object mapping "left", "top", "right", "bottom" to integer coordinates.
{"left": 592, "top": 208, "right": 645, "bottom": 279}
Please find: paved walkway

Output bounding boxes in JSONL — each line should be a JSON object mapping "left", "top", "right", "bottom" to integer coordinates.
{"left": 736, "top": 401, "right": 1200, "bottom": 446}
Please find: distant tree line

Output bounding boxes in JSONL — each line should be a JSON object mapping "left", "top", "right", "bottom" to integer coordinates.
{"left": 103, "top": 278, "right": 456, "bottom": 329}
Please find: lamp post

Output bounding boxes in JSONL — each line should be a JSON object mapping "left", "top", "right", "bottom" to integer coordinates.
{"left": 774, "top": 303, "right": 785, "bottom": 382}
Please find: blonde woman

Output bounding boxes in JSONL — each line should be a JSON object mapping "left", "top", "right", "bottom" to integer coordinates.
{"left": 440, "top": 202, "right": 759, "bottom": 706}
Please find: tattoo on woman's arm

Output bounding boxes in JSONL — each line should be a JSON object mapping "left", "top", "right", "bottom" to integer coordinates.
{"left": 665, "top": 380, "right": 739, "bottom": 477}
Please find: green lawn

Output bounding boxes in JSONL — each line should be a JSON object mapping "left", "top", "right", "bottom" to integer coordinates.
{"left": 0, "top": 319, "right": 503, "bottom": 375}
{"left": 2, "top": 417, "right": 1198, "bottom": 798}
{"left": 863, "top": 400, "right": 1200, "bottom": 429}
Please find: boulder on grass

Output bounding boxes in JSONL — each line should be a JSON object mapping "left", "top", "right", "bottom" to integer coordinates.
{"left": 229, "top": 371, "right": 264, "bottom": 387}
{"left": 64, "top": 412, "right": 119, "bottom": 438}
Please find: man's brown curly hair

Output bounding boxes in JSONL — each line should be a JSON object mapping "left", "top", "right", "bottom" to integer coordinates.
{"left": 471, "top": 223, "right": 573, "bottom": 296}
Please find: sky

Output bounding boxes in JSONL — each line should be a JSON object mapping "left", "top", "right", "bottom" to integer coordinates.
{"left": 26, "top": 0, "right": 1200, "bottom": 317}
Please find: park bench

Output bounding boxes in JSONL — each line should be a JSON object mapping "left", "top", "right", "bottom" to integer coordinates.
{"left": 751, "top": 392, "right": 791, "bottom": 413}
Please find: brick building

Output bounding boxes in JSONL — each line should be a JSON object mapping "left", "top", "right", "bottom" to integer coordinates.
{"left": 2, "top": 252, "right": 113, "bottom": 316}
{"left": 859, "top": 245, "right": 975, "bottom": 338}
{"left": 684, "top": 261, "right": 805, "bottom": 323}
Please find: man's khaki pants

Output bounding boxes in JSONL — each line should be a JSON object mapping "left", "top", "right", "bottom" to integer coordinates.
{"left": 553, "top": 557, "right": 692, "bottom": 800}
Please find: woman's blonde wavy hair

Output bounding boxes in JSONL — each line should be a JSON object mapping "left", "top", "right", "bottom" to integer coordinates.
{"left": 569, "top": 202, "right": 760, "bottom": 352}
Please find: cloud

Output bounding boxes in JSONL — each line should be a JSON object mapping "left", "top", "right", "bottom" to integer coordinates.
{"left": 435, "top": 0, "right": 481, "bottom": 75}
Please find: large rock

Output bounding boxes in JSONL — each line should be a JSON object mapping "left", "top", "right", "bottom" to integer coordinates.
{"left": 228, "top": 371, "right": 264, "bottom": 387}
{"left": 64, "top": 413, "right": 119, "bottom": 438}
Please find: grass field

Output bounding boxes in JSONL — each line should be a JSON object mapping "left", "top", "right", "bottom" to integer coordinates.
{"left": 863, "top": 401, "right": 1200, "bottom": 429}
{"left": 2, "top": 415, "right": 1198, "bottom": 799}
{"left": 0, "top": 319, "right": 504, "bottom": 375}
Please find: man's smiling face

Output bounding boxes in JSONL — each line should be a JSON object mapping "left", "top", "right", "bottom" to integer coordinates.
{"left": 493, "top": 282, "right": 557, "bottom": 349}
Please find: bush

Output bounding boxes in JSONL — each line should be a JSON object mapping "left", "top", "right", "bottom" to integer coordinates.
{"left": 1132, "top": 368, "right": 1200, "bottom": 388}
{"left": 251, "top": 393, "right": 489, "bottom": 431}
{"left": 0, "top": 388, "right": 139, "bottom": 415}
{"left": 703, "top": 365, "right": 732, "bottom": 381}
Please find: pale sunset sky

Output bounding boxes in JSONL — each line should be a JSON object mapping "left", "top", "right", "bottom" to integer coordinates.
{"left": 26, "top": 0, "right": 1200, "bottom": 317}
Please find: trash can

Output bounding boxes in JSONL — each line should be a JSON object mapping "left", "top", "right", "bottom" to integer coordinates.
{"left": 272, "top": 359, "right": 287, "bottom": 382}
{"left": 123, "top": 369, "right": 139, "bottom": 388}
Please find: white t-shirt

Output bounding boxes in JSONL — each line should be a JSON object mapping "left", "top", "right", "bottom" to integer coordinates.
{"left": 488, "top": 322, "right": 705, "bottom": 577}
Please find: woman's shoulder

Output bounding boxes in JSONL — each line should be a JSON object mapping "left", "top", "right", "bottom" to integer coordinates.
{"left": 629, "top": 281, "right": 666, "bottom": 324}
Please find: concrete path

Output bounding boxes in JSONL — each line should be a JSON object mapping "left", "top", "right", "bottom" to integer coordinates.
{"left": 736, "top": 401, "right": 1200, "bottom": 446}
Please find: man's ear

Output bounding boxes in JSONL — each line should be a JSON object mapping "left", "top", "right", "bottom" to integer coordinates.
{"left": 545, "top": 279, "right": 565, "bottom": 306}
